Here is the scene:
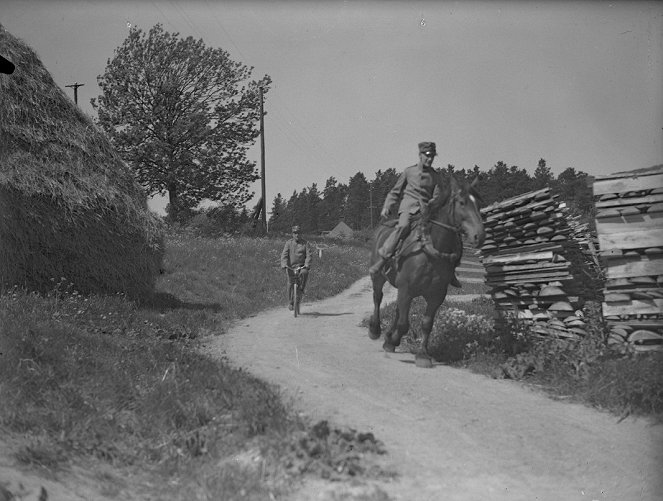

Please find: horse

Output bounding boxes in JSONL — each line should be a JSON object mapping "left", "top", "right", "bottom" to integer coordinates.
{"left": 368, "top": 175, "right": 485, "bottom": 368}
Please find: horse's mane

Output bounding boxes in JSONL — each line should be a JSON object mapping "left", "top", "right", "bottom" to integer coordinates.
{"left": 428, "top": 174, "right": 483, "bottom": 215}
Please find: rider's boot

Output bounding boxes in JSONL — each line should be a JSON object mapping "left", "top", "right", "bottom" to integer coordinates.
{"left": 369, "top": 228, "right": 402, "bottom": 278}
{"left": 450, "top": 272, "right": 462, "bottom": 288}
{"left": 369, "top": 256, "right": 388, "bottom": 279}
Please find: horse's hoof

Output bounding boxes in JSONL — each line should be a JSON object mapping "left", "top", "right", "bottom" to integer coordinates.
{"left": 383, "top": 342, "right": 396, "bottom": 353}
{"left": 415, "top": 356, "right": 433, "bottom": 369}
{"left": 368, "top": 327, "right": 381, "bottom": 340}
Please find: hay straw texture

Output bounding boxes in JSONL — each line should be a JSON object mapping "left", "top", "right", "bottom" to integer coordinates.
{"left": 0, "top": 25, "right": 164, "bottom": 299}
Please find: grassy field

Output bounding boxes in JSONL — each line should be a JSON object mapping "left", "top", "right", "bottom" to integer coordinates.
{"left": 0, "top": 232, "right": 384, "bottom": 500}
{"left": 1, "top": 232, "right": 661, "bottom": 500}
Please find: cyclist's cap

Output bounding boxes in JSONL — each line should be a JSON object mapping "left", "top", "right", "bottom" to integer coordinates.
{"left": 292, "top": 225, "right": 301, "bottom": 232}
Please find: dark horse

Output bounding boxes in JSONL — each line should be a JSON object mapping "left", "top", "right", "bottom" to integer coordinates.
{"left": 368, "top": 176, "right": 485, "bottom": 368}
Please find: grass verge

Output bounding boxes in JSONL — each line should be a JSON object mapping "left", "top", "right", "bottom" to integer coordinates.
{"left": 371, "top": 296, "right": 663, "bottom": 422}
{"left": 0, "top": 234, "right": 393, "bottom": 500}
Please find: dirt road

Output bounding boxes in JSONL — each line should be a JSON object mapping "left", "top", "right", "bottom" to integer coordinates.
{"left": 212, "top": 277, "right": 663, "bottom": 501}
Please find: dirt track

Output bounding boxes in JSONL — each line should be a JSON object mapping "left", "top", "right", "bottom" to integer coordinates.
{"left": 212, "top": 276, "right": 663, "bottom": 501}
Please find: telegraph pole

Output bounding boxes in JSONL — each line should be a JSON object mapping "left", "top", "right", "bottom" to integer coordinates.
{"left": 65, "top": 82, "right": 84, "bottom": 105}
{"left": 369, "top": 186, "right": 376, "bottom": 228}
{"left": 259, "top": 86, "right": 267, "bottom": 232}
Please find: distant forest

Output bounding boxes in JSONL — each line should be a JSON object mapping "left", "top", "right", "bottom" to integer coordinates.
{"left": 267, "top": 159, "right": 594, "bottom": 234}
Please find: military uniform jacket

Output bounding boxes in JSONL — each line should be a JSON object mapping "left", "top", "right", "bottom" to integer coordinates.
{"left": 382, "top": 164, "right": 442, "bottom": 216}
{"left": 281, "top": 238, "right": 312, "bottom": 268}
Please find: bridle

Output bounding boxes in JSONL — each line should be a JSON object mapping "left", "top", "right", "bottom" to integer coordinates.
{"left": 428, "top": 189, "right": 467, "bottom": 235}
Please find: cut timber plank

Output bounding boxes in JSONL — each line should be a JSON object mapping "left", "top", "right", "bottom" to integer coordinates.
{"left": 487, "top": 270, "right": 573, "bottom": 283}
{"left": 595, "top": 193, "right": 663, "bottom": 209}
{"left": 485, "top": 262, "right": 570, "bottom": 273}
{"left": 488, "top": 276, "right": 575, "bottom": 287}
{"left": 483, "top": 250, "right": 555, "bottom": 264}
{"left": 592, "top": 173, "right": 663, "bottom": 196}
{"left": 597, "top": 228, "right": 663, "bottom": 251}
{"left": 601, "top": 298, "right": 663, "bottom": 316}
{"left": 481, "top": 188, "right": 550, "bottom": 213}
{"left": 486, "top": 242, "right": 562, "bottom": 256}
{"left": 595, "top": 213, "right": 663, "bottom": 233}
{"left": 602, "top": 254, "right": 663, "bottom": 279}
{"left": 605, "top": 319, "right": 663, "bottom": 330}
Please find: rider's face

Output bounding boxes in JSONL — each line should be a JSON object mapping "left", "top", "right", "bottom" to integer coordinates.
{"left": 420, "top": 152, "right": 435, "bottom": 167}
{"left": 293, "top": 231, "right": 300, "bottom": 241}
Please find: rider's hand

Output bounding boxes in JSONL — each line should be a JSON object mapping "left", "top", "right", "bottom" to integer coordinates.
{"left": 380, "top": 208, "right": 390, "bottom": 219}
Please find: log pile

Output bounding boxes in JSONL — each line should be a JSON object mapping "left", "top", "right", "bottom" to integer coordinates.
{"left": 591, "top": 165, "right": 663, "bottom": 352}
{"left": 479, "top": 188, "right": 592, "bottom": 339}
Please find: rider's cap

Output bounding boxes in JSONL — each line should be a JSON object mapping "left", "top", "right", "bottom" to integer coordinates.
{"left": 292, "top": 225, "right": 301, "bottom": 232}
{"left": 418, "top": 142, "right": 437, "bottom": 156}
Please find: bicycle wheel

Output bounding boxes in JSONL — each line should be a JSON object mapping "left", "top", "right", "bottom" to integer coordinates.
{"left": 293, "top": 282, "right": 299, "bottom": 317}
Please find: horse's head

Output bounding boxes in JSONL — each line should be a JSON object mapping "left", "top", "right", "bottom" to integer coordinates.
{"left": 441, "top": 176, "right": 485, "bottom": 248}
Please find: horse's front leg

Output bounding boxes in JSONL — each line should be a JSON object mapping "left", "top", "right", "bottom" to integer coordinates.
{"left": 415, "top": 296, "right": 444, "bottom": 369}
{"left": 384, "top": 292, "right": 412, "bottom": 353}
{"left": 368, "top": 275, "right": 385, "bottom": 340}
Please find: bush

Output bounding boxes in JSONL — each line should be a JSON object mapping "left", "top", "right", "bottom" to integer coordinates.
{"left": 393, "top": 298, "right": 495, "bottom": 363}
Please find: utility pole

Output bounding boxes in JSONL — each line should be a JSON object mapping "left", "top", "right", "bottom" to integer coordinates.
{"left": 65, "top": 82, "right": 84, "bottom": 105}
{"left": 368, "top": 186, "right": 376, "bottom": 228}
{"left": 259, "top": 86, "right": 267, "bottom": 232}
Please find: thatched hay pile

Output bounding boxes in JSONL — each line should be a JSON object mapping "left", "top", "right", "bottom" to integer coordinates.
{"left": 0, "top": 25, "right": 164, "bottom": 299}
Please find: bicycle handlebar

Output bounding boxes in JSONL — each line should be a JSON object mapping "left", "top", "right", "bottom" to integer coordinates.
{"left": 285, "top": 265, "right": 307, "bottom": 272}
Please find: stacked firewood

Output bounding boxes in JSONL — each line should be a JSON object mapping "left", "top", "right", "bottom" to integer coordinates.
{"left": 591, "top": 166, "right": 663, "bottom": 352}
{"left": 479, "top": 188, "right": 590, "bottom": 339}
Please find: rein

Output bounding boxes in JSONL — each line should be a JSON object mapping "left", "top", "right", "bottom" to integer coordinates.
{"left": 428, "top": 192, "right": 463, "bottom": 235}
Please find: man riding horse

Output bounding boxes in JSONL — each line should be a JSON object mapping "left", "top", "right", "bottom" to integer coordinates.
{"left": 368, "top": 141, "right": 462, "bottom": 288}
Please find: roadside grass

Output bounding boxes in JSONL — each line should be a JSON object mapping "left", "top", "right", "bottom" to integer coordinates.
{"left": 372, "top": 297, "right": 663, "bottom": 421}
{"left": 0, "top": 233, "right": 392, "bottom": 500}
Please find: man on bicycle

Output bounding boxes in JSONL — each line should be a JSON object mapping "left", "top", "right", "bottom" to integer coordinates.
{"left": 280, "top": 225, "right": 312, "bottom": 310}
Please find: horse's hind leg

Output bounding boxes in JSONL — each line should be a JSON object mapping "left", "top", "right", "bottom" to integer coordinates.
{"left": 368, "top": 275, "right": 386, "bottom": 340}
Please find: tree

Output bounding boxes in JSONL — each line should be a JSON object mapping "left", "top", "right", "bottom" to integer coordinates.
{"left": 318, "top": 177, "right": 347, "bottom": 231}
{"left": 532, "top": 158, "right": 553, "bottom": 190}
{"left": 92, "top": 24, "right": 272, "bottom": 220}
{"left": 344, "top": 172, "right": 370, "bottom": 229}
{"left": 479, "top": 161, "right": 533, "bottom": 205}
{"left": 554, "top": 167, "right": 593, "bottom": 218}
{"left": 369, "top": 168, "right": 399, "bottom": 227}
{"left": 303, "top": 183, "right": 321, "bottom": 234}
{"left": 268, "top": 193, "right": 287, "bottom": 233}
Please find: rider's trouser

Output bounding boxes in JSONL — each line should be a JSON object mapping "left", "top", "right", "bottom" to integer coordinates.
{"left": 379, "top": 211, "right": 411, "bottom": 259}
{"left": 286, "top": 267, "right": 309, "bottom": 305}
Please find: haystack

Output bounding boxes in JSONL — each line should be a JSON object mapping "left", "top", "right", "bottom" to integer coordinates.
{"left": 0, "top": 25, "right": 164, "bottom": 299}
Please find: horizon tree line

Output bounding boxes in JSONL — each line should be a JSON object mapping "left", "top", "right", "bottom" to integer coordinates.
{"left": 267, "top": 159, "right": 594, "bottom": 234}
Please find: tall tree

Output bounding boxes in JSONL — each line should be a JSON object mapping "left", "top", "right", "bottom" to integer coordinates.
{"left": 318, "top": 177, "right": 347, "bottom": 231}
{"left": 268, "top": 193, "right": 287, "bottom": 233}
{"left": 344, "top": 172, "right": 370, "bottom": 229}
{"left": 554, "top": 167, "right": 593, "bottom": 218}
{"left": 92, "top": 24, "right": 271, "bottom": 220}
{"left": 369, "top": 168, "right": 399, "bottom": 226}
{"left": 532, "top": 158, "right": 553, "bottom": 190}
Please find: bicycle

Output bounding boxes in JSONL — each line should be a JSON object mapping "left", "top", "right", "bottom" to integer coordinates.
{"left": 286, "top": 265, "right": 306, "bottom": 317}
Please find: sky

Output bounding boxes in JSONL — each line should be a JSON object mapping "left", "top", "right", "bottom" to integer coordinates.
{"left": 2, "top": 0, "right": 662, "bottom": 216}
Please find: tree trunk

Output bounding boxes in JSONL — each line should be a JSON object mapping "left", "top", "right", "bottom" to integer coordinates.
{"left": 167, "top": 183, "right": 178, "bottom": 222}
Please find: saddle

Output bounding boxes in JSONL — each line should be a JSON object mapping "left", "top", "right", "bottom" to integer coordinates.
{"left": 381, "top": 216, "right": 458, "bottom": 272}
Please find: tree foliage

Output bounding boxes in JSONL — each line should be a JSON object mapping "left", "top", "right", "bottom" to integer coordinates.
{"left": 267, "top": 158, "right": 595, "bottom": 235}
{"left": 92, "top": 24, "right": 271, "bottom": 220}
